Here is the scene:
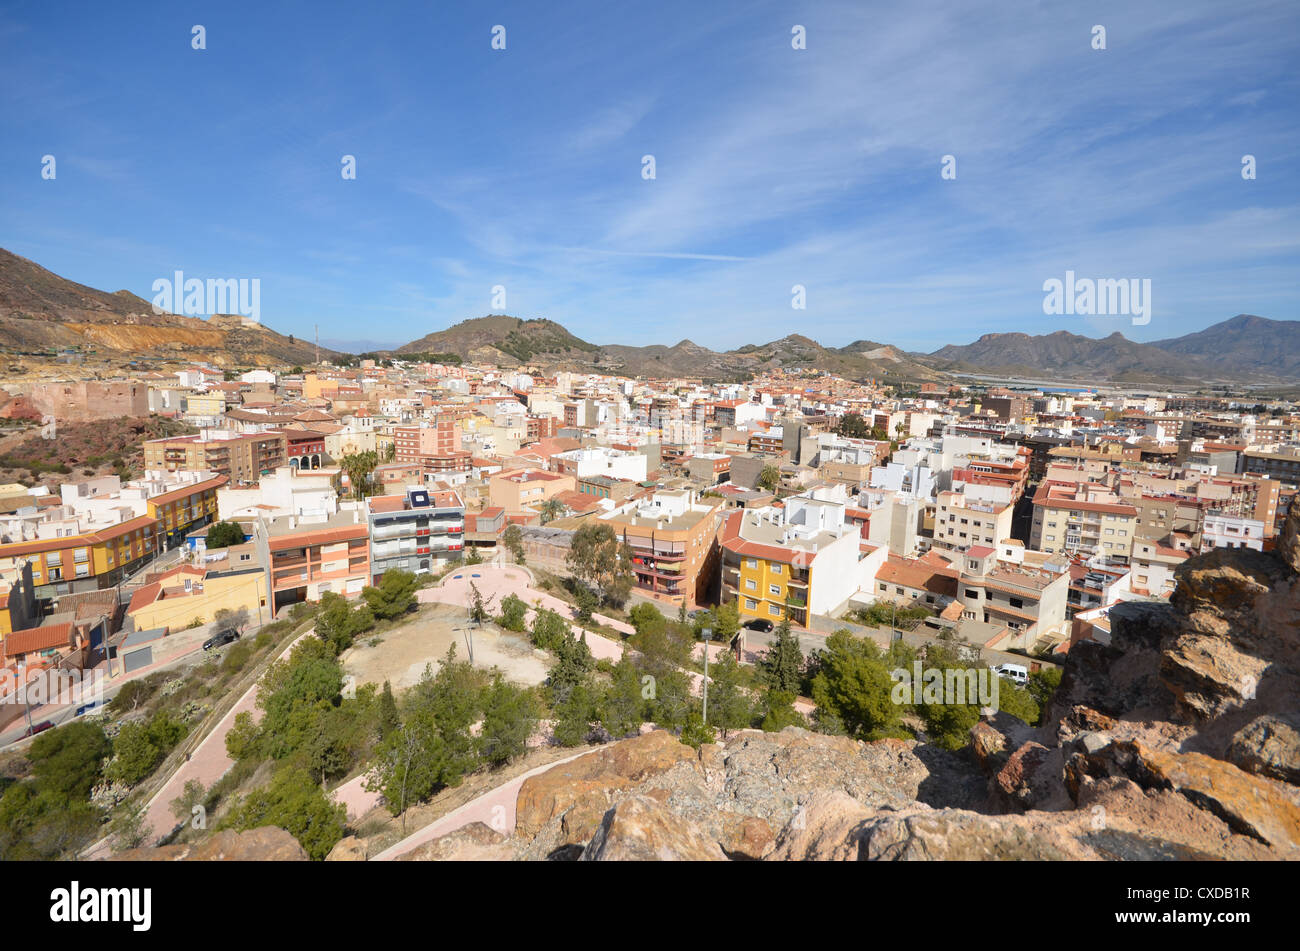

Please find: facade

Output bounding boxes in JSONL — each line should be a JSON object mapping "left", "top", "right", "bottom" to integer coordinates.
{"left": 1030, "top": 481, "right": 1139, "bottom": 565}
{"left": 600, "top": 490, "right": 723, "bottom": 607}
{"left": 367, "top": 487, "right": 465, "bottom": 580}
{"left": 951, "top": 546, "right": 1070, "bottom": 647}
{"left": 488, "top": 468, "right": 576, "bottom": 514}
{"left": 932, "top": 489, "right": 1014, "bottom": 556}
{"left": 719, "top": 498, "right": 863, "bottom": 627}
{"left": 144, "top": 430, "right": 287, "bottom": 483}
{"left": 254, "top": 509, "right": 371, "bottom": 609}
{"left": 28, "top": 380, "right": 149, "bottom": 422}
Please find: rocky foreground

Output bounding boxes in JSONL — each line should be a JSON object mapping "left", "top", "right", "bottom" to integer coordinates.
{"left": 117, "top": 508, "right": 1300, "bottom": 861}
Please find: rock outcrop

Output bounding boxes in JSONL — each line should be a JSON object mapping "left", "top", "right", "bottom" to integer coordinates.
{"left": 110, "top": 827, "right": 308, "bottom": 861}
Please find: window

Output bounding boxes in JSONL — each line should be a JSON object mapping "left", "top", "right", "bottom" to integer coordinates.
{"left": 745, "top": 579, "right": 757, "bottom": 591}
{"left": 769, "top": 584, "right": 781, "bottom": 596}
{"left": 965, "top": 589, "right": 979, "bottom": 599}
{"left": 745, "top": 598, "right": 758, "bottom": 610}
{"left": 771, "top": 564, "right": 781, "bottom": 575}
{"left": 1009, "top": 597, "right": 1024, "bottom": 609}
{"left": 748, "top": 558, "right": 758, "bottom": 569}
{"left": 768, "top": 604, "right": 781, "bottom": 617}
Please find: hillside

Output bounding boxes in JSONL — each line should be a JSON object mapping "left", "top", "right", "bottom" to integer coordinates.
{"left": 0, "top": 249, "right": 333, "bottom": 367}
{"left": 1150, "top": 314, "right": 1300, "bottom": 379}
{"left": 395, "top": 315, "right": 600, "bottom": 365}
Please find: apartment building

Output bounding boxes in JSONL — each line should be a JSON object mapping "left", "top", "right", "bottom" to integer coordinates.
{"left": 367, "top": 487, "right": 465, "bottom": 580}
{"left": 489, "top": 468, "right": 577, "bottom": 514}
{"left": 600, "top": 490, "right": 723, "bottom": 607}
{"left": 1030, "top": 481, "right": 1139, "bottom": 565}
{"left": 952, "top": 545, "right": 1070, "bottom": 648}
{"left": 0, "top": 472, "right": 223, "bottom": 598}
{"left": 144, "top": 430, "right": 286, "bottom": 483}
{"left": 932, "top": 489, "right": 1015, "bottom": 556}
{"left": 720, "top": 496, "right": 862, "bottom": 627}
{"left": 218, "top": 465, "right": 341, "bottom": 522}
{"left": 253, "top": 509, "right": 371, "bottom": 610}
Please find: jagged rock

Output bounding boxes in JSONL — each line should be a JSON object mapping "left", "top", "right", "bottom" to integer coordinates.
{"left": 109, "top": 827, "right": 308, "bottom": 861}
{"left": 993, "top": 741, "right": 1063, "bottom": 811}
{"left": 1226, "top": 713, "right": 1300, "bottom": 785}
{"left": 859, "top": 807, "right": 1087, "bottom": 860}
{"left": 766, "top": 790, "right": 873, "bottom": 860}
{"left": 325, "top": 836, "right": 367, "bottom": 861}
{"left": 395, "top": 822, "right": 516, "bottom": 861}
{"left": 970, "top": 721, "right": 1007, "bottom": 771}
{"left": 1060, "top": 705, "right": 1117, "bottom": 736}
{"left": 581, "top": 796, "right": 726, "bottom": 861}
{"left": 719, "top": 814, "right": 775, "bottom": 859}
{"left": 1122, "top": 743, "right": 1300, "bottom": 851}
{"left": 515, "top": 730, "right": 697, "bottom": 842}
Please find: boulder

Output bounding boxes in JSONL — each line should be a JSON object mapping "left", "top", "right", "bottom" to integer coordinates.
{"left": 395, "top": 822, "right": 516, "bottom": 861}
{"left": 1226, "top": 713, "right": 1300, "bottom": 785}
{"left": 109, "top": 827, "right": 308, "bottom": 861}
{"left": 581, "top": 797, "right": 726, "bottom": 861}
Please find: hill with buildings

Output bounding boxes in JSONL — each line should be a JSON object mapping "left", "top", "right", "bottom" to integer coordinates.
{"left": 0, "top": 249, "right": 331, "bottom": 368}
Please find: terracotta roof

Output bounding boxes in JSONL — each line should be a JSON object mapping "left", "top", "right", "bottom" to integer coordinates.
{"left": 4, "top": 622, "right": 74, "bottom": 657}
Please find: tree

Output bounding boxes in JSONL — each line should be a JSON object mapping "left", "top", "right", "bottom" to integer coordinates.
{"left": 314, "top": 591, "right": 375, "bottom": 655}
{"left": 539, "top": 497, "right": 565, "bottom": 524}
{"left": 212, "top": 605, "right": 251, "bottom": 638}
{"left": 377, "top": 681, "right": 400, "bottom": 739}
{"left": 530, "top": 607, "right": 569, "bottom": 651}
{"left": 756, "top": 465, "right": 781, "bottom": 492}
{"left": 836, "top": 412, "right": 870, "bottom": 439}
{"left": 679, "top": 710, "right": 717, "bottom": 749}
{"left": 1027, "top": 667, "right": 1063, "bottom": 720}
{"left": 465, "top": 545, "right": 483, "bottom": 565}
{"left": 339, "top": 450, "right": 379, "bottom": 500}
{"left": 224, "top": 766, "right": 346, "bottom": 860}
{"left": 363, "top": 569, "right": 418, "bottom": 620}
{"left": 27, "top": 721, "right": 111, "bottom": 803}
{"left": 573, "top": 582, "right": 599, "bottom": 622}
{"left": 552, "top": 680, "right": 598, "bottom": 747}
{"left": 502, "top": 524, "right": 525, "bottom": 563}
{"left": 704, "top": 649, "right": 754, "bottom": 738}
{"left": 498, "top": 593, "right": 528, "bottom": 632}
{"left": 205, "top": 520, "right": 245, "bottom": 549}
{"left": 598, "top": 657, "right": 647, "bottom": 739}
{"left": 808, "top": 630, "right": 902, "bottom": 740}
{"left": 467, "top": 581, "right": 494, "bottom": 624}
{"left": 760, "top": 689, "right": 805, "bottom": 732}
{"left": 383, "top": 441, "right": 396, "bottom": 463}
{"left": 757, "top": 618, "right": 804, "bottom": 694}
{"left": 478, "top": 679, "right": 540, "bottom": 766}
{"left": 566, "top": 522, "right": 634, "bottom": 607}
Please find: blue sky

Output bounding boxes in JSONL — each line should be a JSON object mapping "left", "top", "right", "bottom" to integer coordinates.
{"left": 2, "top": 0, "right": 1297, "bottom": 353}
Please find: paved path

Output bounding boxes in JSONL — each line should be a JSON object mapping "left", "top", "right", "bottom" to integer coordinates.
{"left": 372, "top": 745, "right": 600, "bottom": 861}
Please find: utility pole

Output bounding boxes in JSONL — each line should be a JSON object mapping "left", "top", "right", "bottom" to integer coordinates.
{"left": 315, "top": 324, "right": 319, "bottom": 366}
{"left": 701, "top": 627, "right": 712, "bottom": 724}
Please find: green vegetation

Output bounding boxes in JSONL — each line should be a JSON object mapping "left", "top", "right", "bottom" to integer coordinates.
{"left": 566, "top": 522, "right": 634, "bottom": 609}
{"left": 362, "top": 568, "right": 419, "bottom": 621}
{"left": 847, "top": 600, "right": 932, "bottom": 632}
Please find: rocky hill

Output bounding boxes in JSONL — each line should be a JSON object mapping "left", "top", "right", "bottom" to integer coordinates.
{"left": 1150, "top": 314, "right": 1300, "bottom": 379}
{"left": 125, "top": 504, "right": 1297, "bottom": 862}
{"left": 0, "top": 249, "right": 331, "bottom": 367}
{"left": 397, "top": 319, "right": 945, "bottom": 383}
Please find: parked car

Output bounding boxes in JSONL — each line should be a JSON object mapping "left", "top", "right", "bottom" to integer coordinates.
{"left": 25, "top": 721, "right": 54, "bottom": 738}
{"left": 203, "top": 629, "right": 240, "bottom": 651}
{"left": 743, "top": 619, "right": 775, "bottom": 633}
{"left": 993, "top": 663, "right": 1029, "bottom": 686}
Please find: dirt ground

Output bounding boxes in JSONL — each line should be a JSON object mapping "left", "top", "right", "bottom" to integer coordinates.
{"left": 342, "top": 602, "right": 551, "bottom": 691}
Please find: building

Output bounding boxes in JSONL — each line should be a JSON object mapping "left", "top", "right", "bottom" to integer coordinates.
{"left": 600, "top": 490, "right": 723, "bottom": 607}
{"left": 29, "top": 380, "right": 149, "bottom": 422}
{"left": 552, "top": 447, "right": 649, "bottom": 483}
{"left": 1030, "top": 481, "right": 1139, "bottom": 565}
{"left": 253, "top": 509, "right": 371, "bottom": 610}
{"left": 126, "top": 563, "right": 268, "bottom": 631}
{"left": 367, "top": 487, "right": 465, "bottom": 580}
{"left": 932, "top": 489, "right": 1015, "bottom": 556}
{"left": 488, "top": 468, "right": 577, "bottom": 514}
{"left": 719, "top": 497, "right": 863, "bottom": 627}
{"left": 218, "top": 465, "right": 341, "bottom": 522}
{"left": 144, "top": 430, "right": 287, "bottom": 483}
{"left": 950, "top": 545, "right": 1070, "bottom": 649}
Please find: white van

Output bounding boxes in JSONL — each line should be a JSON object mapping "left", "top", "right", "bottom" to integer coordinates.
{"left": 994, "top": 663, "right": 1029, "bottom": 686}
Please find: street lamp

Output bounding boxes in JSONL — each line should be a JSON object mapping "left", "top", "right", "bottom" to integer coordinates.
{"left": 701, "top": 627, "right": 712, "bottom": 725}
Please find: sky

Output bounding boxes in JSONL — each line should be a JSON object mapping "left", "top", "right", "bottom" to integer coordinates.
{"left": 1, "top": 0, "right": 1297, "bottom": 354}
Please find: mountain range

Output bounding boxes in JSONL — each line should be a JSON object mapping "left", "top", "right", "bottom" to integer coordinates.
{"left": 1, "top": 248, "right": 1295, "bottom": 385}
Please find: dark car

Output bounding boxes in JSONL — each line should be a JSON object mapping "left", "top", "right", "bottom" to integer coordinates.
{"left": 744, "top": 619, "right": 775, "bottom": 633}
{"left": 25, "top": 721, "right": 54, "bottom": 738}
{"left": 203, "top": 629, "right": 240, "bottom": 651}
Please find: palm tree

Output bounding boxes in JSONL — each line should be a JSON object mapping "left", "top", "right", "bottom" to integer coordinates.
{"left": 340, "top": 450, "right": 378, "bottom": 500}
{"left": 539, "top": 497, "right": 566, "bottom": 524}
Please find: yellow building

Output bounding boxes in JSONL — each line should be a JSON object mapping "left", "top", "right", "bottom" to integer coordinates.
{"left": 126, "top": 565, "right": 267, "bottom": 631}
